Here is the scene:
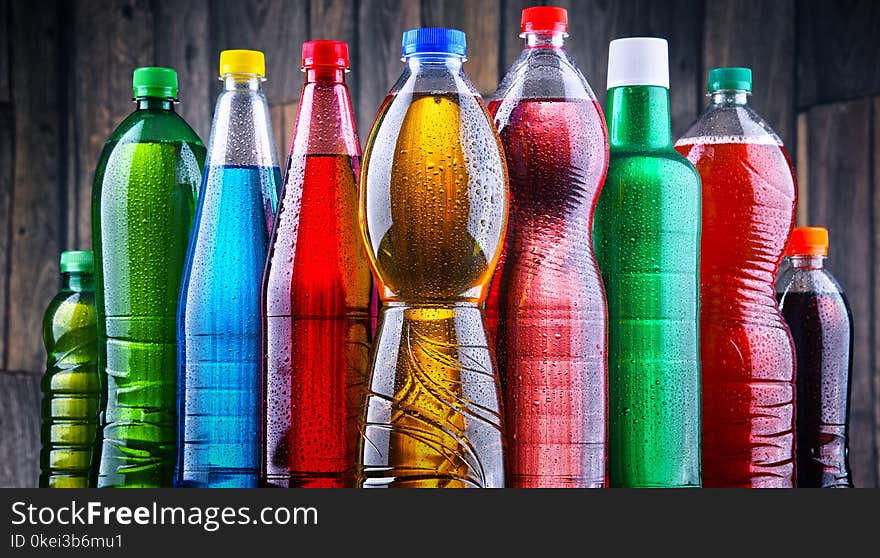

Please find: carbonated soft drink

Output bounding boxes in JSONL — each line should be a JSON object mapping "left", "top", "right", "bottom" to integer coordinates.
{"left": 358, "top": 28, "right": 508, "bottom": 488}
{"left": 92, "top": 67, "right": 205, "bottom": 487}
{"left": 40, "top": 251, "right": 100, "bottom": 488}
{"left": 677, "top": 67, "right": 797, "bottom": 488}
{"left": 594, "top": 38, "right": 702, "bottom": 487}
{"left": 177, "top": 50, "right": 280, "bottom": 488}
{"left": 777, "top": 227, "right": 852, "bottom": 487}
{"left": 486, "top": 6, "right": 608, "bottom": 488}
{"left": 262, "top": 41, "right": 371, "bottom": 488}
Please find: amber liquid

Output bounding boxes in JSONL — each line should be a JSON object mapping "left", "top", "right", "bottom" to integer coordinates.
{"left": 359, "top": 92, "right": 508, "bottom": 487}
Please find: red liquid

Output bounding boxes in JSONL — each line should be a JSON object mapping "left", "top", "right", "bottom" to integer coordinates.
{"left": 486, "top": 98, "right": 609, "bottom": 487}
{"left": 676, "top": 140, "right": 797, "bottom": 487}
{"left": 262, "top": 154, "right": 372, "bottom": 487}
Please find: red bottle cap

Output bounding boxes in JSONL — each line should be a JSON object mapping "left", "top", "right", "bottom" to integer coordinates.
{"left": 786, "top": 226, "right": 829, "bottom": 257}
{"left": 302, "top": 40, "right": 350, "bottom": 69}
{"left": 521, "top": 6, "right": 568, "bottom": 34}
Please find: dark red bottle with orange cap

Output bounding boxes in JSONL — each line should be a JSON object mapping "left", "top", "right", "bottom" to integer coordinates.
{"left": 777, "top": 227, "right": 854, "bottom": 487}
{"left": 486, "top": 6, "right": 609, "bottom": 488}
{"left": 261, "top": 40, "right": 372, "bottom": 487}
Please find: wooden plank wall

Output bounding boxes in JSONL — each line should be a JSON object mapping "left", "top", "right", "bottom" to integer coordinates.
{"left": 0, "top": 0, "right": 878, "bottom": 487}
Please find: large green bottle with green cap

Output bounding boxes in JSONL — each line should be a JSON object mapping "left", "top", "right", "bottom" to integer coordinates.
{"left": 40, "top": 251, "right": 100, "bottom": 488}
{"left": 92, "top": 67, "right": 206, "bottom": 487}
{"left": 593, "top": 38, "right": 702, "bottom": 487}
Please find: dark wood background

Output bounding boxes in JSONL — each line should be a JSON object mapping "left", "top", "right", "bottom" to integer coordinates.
{"left": 1, "top": 0, "right": 878, "bottom": 487}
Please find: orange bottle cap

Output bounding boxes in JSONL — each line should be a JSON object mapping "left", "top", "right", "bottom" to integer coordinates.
{"left": 786, "top": 226, "right": 828, "bottom": 256}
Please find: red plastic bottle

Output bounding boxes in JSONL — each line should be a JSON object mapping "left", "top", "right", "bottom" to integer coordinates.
{"left": 676, "top": 67, "right": 797, "bottom": 487}
{"left": 261, "top": 41, "right": 372, "bottom": 487}
{"left": 486, "top": 7, "right": 609, "bottom": 488}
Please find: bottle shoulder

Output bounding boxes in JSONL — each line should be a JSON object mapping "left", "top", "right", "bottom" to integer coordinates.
{"left": 608, "top": 147, "right": 701, "bottom": 182}
{"left": 678, "top": 104, "right": 782, "bottom": 145}
{"left": 109, "top": 108, "right": 205, "bottom": 147}
{"left": 775, "top": 266, "right": 845, "bottom": 296}
{"left": 494, "top": 48, "right": 598, "bottom": 102}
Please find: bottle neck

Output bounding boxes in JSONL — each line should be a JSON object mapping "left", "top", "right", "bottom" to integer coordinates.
{"left": 63, "top": 272, "right": 94, "bottom": 293}
{"left": 607, "top": 86, "right": 672, "bottom": 150}
{"left": 789, "top": 255, "right": 826, "bottom": 270}
{"left": 222, "top": 74, "right": 264, "bottom": 92}
{"left": 405, "top": 54, "right": 464, "bottom": 73}
{"left": 135, "top": 97, "right": 175, "bottom": 111}
{"left": 524, "top": 31, "right": 565, "bottom": 49}
{"left": 709, "top": 89, "right": 749, "bottom": 107}
{"left": 304, "top": 66, "right": 346, "bottom": 84}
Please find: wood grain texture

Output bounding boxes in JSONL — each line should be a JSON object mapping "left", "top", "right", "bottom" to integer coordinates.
{"left": 270, "top": 101, "right": 298, "bottom": 169}
{"left": 70, "top": 0, "right": 156, "bottom": 250}
{"left": 703, "top": 0, "right": 796, "bottom": 147}
{"left": 552, "top": 0, "right": 703, "bottom": 138}
{"left": 6, "top": 0, "right": 65, "bottom": 372}
{"left": 0, "top": 0, "right": 9, "bottom": 103}
{"left": 0, "top": 371, "right": 41, "bottom": 487}
{"left": 874, "top": 96, "right": 880, "bottom": 485}
{"left": 310, "top": 0, "right": 359, "bottom": 128}
{"left": 806, "top": 98, "right": 876, "bottom": 487}
{"left": 797, "top": 0, "right": 880, "bottom": 107}
{"left": 154, "top": 0, "right": 213, "bottom": 142}
{"left": 210, "top": 0, "right": 308, "bottom": 105}
{"left": 357, "top": 0, "right": 420, "bottom": 140}
{"left": 0, "top": 108, "right": 10, "bottom": 369}
{"left": 421, "top": 0, "right": 500, "bottom": 94}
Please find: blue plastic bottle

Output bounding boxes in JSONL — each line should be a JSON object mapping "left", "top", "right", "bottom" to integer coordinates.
{"left": 176, "top": 50, "right": 280, "bottom": 487}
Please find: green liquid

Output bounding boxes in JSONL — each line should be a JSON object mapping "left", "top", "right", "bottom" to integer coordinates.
{"left": 40, "top": 274, "right": 99, "bottom": 488}
{"left": 92, "top": 105, "right": 204, "bottom": 488}
{"left": 594, "top": 86, "right": 702, "bottom": 487}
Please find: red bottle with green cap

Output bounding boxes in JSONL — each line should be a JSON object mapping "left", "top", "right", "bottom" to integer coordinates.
{"left": 92, "top": 66, "right": 206, "bottom": 487}
{"left": 676, "top": 67, "right": 797, "bottom": 487}
{"left": 40, "top": 251, "right": 99, "bottom": 488}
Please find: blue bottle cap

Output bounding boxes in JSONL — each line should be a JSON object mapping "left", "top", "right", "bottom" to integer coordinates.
{"left": 401, "top": 28, "right": 467, "bottom": 58}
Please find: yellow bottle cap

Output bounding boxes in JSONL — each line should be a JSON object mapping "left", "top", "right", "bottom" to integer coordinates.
{"left": 219, "top": 49, "right": 266, "bottom": 77}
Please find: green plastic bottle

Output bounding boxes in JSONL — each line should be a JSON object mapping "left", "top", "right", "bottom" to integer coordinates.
{"left": 40, "top": 251, "right": 100, "bottom": 488}
{"left": 593, "top": 38, "right": 702, "bottom": 487}
{"left": 92, "top": 67, "right": 205, "bottom": 487}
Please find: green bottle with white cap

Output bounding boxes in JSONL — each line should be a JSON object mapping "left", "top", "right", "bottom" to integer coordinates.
{"left": 593, "top": 38, "right": 702, "bottom": 487}
{"left": 91, "top": 67, "right": 206, "bottom": 487}
{"left": 40, "top": 251, "right": 99, "bottom": 488}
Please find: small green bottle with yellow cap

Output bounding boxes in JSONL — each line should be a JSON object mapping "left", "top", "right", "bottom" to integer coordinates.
{"left": 40, "top": 251, "right": 100, "bottom": 488}
{"left": 91, "top": 66, "right": 206, "bottom": 487}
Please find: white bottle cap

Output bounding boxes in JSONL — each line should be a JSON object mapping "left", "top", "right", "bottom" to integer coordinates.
{"left": 607, "top": 37, "right": 669, "bottom": 90}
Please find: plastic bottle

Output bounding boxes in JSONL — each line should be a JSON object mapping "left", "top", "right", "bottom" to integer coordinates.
{"left": 486, "top": 6, "right": 608, "bottom": 488}
{"left": 777, "top": 227, "right": 852, "bottom": 487}
{"left": 176, "top": 51, "right": 279, "bottom": 488}
{"left": 262, "top": 41, "right": 371, "bottom": 488}
{"left": 92, "top": 67, "right": 206, "bottom": 487}
{"left": 358, "top": 28, "right": 508, "bottom": 488}
{"left": 676, "top": 67, "right": 797, "bottom": 487}
{"left": 593, "top": 38, "right": 702, "bottom": 487}
{"left": 40, "top": 251, "right": 100, "bottom": 488}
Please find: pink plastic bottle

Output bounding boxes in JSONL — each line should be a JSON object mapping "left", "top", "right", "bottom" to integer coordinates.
{"left": 486, "top": 6, "right": 609, "bottom": 487}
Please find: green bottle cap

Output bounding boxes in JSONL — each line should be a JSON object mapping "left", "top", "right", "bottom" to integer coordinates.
{"left": 707, "top": 67, "right": 752, "bottom": 93}
{"left": 60, "top": 250, "right": 94, "bottom": 274}
{"left": 132, "top": 67, "right": 179, "bottom": 99}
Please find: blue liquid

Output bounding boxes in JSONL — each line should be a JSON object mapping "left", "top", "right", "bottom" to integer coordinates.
{"left": 176, "top": 164, "right": 280, "bottom": 487}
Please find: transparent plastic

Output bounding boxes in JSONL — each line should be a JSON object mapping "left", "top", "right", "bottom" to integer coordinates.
{"left": 93, "top": 96, "right": 205, "bottom": 488}
{"left": 262, "top": 63, "right": 371, "bottom": 488}
{"left": 358, "top": 52, "right": 508, "bottom": 487}
{"left": 677, "top": 90, "right": 797, "bottom": 487}
{"left": 176, "top": 73, "right": 280, "bottom": 488}
{"left": 776, "top": 255, "right": 853, "bottom": 487}
{"left": 486, "top": 30, "right": 609, "bottom": 488}
{"left": 40, "top": 269, "right": 99, "bottom": 488}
